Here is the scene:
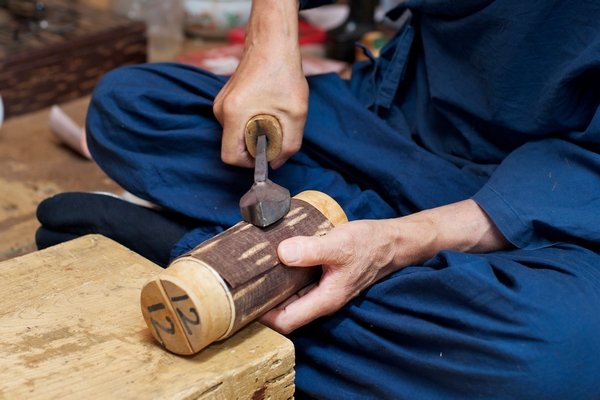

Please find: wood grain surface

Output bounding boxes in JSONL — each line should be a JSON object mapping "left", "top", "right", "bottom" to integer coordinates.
{"left": 0, "top": 235, "right": 295, "bottom": 399}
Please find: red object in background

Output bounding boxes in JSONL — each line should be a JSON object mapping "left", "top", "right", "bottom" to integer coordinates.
{"left": 177, "top": 44, "right": 245, "bottom": 75}
{"left": 176, "top": 19, "right": 348, "bottom": 77}
{"left": 227, "top": 19, "right": 327, "bottom": 46}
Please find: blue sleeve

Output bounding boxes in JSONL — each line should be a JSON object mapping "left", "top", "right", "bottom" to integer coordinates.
{"left": 397, "top": 0, "right": 600, "bottom": 249}
{"left": 299, "top": 0, "right": 337, "bottom": 10}
{"left": 473, "top": 127, "right": 600, "bottom": 249}
{"left": 466, "top": 1, "right": 600, "bottom": 250}
{"left": 386, "top": 0, "right": 600, "bottom": 249}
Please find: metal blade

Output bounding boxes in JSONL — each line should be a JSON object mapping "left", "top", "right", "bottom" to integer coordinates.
{"left": 240, "top": 129, "right": 290, "bottom": 227}
{"left": 254, "top": 133, "right": 267, "bottom": 183}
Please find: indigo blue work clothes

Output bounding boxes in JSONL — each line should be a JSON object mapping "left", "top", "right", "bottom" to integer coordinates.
{"left": 86, "top": 0, "right": 600, "bottom": 398}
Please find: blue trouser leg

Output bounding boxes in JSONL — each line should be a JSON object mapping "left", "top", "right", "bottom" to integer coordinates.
{"left": 291, "top": 244, "right": 600, "bottom": 399}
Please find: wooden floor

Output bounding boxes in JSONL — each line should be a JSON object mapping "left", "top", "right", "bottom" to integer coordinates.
{"left": 0, "top": 96, "right": 122, "bottom": 261}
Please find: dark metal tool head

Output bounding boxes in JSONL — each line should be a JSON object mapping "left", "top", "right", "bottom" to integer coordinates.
{"left": 240, "top": 119, "right": 291, "bottom": 227}
{"left": 240, "top": 180, "right": 291, "bottom": 227}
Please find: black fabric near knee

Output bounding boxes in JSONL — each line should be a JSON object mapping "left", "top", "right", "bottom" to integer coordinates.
{"left": 36, "top": 227, "right": 80, "bottom": 250}
{"left": 36, "top": 192, "right": 195, "bottom": 267}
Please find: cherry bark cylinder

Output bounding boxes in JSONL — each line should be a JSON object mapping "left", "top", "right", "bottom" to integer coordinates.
{"left": 140, "top": 190, "right": 347, "bottom": 355}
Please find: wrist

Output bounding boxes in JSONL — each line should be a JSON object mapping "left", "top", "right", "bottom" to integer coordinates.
{"left": 428, "top": 199, "right": 511, "bottom": 254}
{"left": 387, "top": 200, "right": 512, "bottom": 268}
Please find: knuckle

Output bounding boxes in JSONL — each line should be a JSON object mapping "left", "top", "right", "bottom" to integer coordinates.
{"left": 220, "top": 102, "right": 237, "bottom": 120}
{"left": 220, "top": 151, "right": 237, "bottom": 166}
{"left": 289, "top": 104, "right": 308, "bottom": 121}
{"left": 221, "top": 95, "right": 246, "bottom": 119}
{"left": 212, "top": 108, "right": 223, "bottom": 126}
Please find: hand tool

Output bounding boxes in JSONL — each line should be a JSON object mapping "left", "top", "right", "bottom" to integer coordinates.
{"left": 239, "top": 115, "right": 291, "bottom": 227}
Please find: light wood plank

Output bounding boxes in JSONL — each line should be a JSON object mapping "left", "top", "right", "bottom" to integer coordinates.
{"left": 0, "top": 235, "right": 295, "bottom": 399}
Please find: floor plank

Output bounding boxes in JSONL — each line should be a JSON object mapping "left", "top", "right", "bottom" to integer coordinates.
{"left": 0, "top": 97, "right": 122, "bottom": 261}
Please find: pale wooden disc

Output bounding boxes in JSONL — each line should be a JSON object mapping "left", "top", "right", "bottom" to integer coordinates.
{"left": 140, "top": 277, "right": 195, "bottom": 355}
{"left": 161, "top": 258, "right": 235, "bottom": 353}
{"left": 244, "top": 114, "right": 283, "bottom": 162}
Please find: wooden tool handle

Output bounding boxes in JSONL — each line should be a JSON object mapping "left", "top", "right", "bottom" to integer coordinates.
{"left": 244, "top": 114, "right": 283, "bottom": 162}
{"left": 140, "top": 190, "right": 347, "bottom": 355}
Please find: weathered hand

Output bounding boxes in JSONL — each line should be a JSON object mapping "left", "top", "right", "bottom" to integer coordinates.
{"left": 213, "top": 0, "right": 308, "bottom": 169}
{"left": 259, "top": 200, "right": 512, "bottom": 334}
{"left": 259, "top": 219, "right": 407, "bottom": 334}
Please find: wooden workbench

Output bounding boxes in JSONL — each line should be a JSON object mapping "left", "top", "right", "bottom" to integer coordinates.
{"left": 0, "top": 235, "right": 295, "bottom": 399}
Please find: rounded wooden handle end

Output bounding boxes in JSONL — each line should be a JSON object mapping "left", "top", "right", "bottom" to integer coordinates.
{"left": 244, "top": 114, "right": 283, "bottom": 162}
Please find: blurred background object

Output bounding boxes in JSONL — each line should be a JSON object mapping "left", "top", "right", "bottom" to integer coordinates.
{"left": 301, "top": 0, "right": 404, "bottom": 63}
{"left": 110, "top": 0, "right": 183, "bottom": 62}
{"left": 144, "top": 0, "right": 183, "bottom": 62}
{"left": 174, "top": 0, "right": 409, "bottom": 78}
{"left": 325, "top": 0, "right": 377, "bottom": 62}
{"left": 377, "top": 0, "right": 407, "bottom": 28}
{"left": 178, "top": 18, "right": 349, "bottom": 77}
{"left": 2, "top": 0, "right": 78, "bottom": 39}
{"left": 228, "top": 18, "right": 327, "bottom": 57}
{"left": 109, "top": 0, "right": 142, "bottom": 19}
{"left": 0, "top": 0, "right": 146, "bottom": 118}
{"left": 355, "top": 30, "right": 386, "bottom": 61}
{"left": 299, "top": 3, "right": 348, "bottom": 32}
{"left": 183, "top": 0, "right": 251, "bottom": 39}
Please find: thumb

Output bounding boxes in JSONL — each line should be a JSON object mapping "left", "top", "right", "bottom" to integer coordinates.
{"left": 278, "top": 235, "right": 335, "bottom": 267}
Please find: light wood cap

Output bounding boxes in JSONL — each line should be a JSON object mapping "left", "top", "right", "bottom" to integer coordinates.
{"left": 293, "top": 190, "right": 348, "bottom": 226}
{"left": 244, "top": 114, "right": 283, "bottom": 162}
{"left": 140, "top": 259, "right": 234, "bottom": 355}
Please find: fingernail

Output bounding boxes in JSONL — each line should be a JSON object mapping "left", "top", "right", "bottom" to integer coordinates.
{"left": 279, "top": 242, "right": 302, "bottom": 264}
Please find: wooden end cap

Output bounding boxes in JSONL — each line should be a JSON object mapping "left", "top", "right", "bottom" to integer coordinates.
{"left": 244, "top": 114, "right": 283, "bottom": 162}
{"left": 140, "top": 277, "right": 194, "bottom": 355}
{"left": 293, "top": 190, "right": 348, "bottom": 226}
{"left": 140, "top": 259, "right": 234, "bottom": 355}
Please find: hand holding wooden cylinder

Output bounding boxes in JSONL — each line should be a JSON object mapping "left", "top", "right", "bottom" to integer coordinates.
{"left": 140, "top": 190, "right": 347, "bottom": 355}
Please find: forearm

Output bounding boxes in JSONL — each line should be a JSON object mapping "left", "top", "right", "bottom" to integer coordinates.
{"left": 379, "top": 199, "right": 512, "bottom": 278}
{"left": 215, "top": 0, "right": 307, "bottom": 168}
{"left": 245, "top": 0, "right": 300, "bottom": 52}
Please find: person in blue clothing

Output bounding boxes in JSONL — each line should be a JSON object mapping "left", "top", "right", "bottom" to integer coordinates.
{"left": 37, "top": 0, "right": 600, "bottom": 398}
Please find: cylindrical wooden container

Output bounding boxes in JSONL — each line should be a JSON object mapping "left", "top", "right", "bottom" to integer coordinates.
{"left": 140, "top": 190, "right": 347, "bottom": 355}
